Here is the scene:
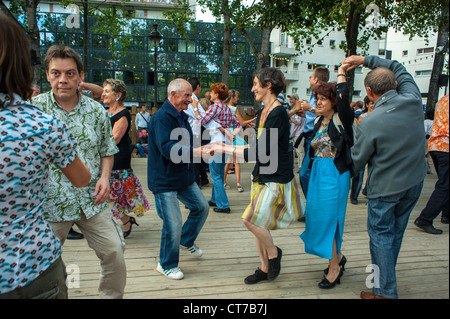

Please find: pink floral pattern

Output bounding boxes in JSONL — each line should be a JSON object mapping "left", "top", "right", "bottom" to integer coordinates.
{"left": 109, "top": 169, "right": 150, "bottom": 220}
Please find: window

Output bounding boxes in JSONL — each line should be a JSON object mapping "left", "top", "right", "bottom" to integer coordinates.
{"left": 308, "top": 63, "right": 326, "bottom": 70}
{"left": 330, "top": 40, "right": 336, "bottom": 48}
{"left": 402, "top": 50, "right": 408, "bottom": 57}
{"left": 68, "top": 33, "right": 83, "bottom": 47}
{"left": 280, "top": 33, "right": 288, "bottom": 47}
{"left": 293, "top": 63, "right": 299, "bottom": 70}
{"left": 416, "top": 70, "right": 432, "bottom": 77}
{"left": 178, "top": 39, "right": 195, "bottom": 53}
{"left": 93, "top": 34, "right": 109, "bottom": 49}
{"left": 417, "top": 47, "right": 434, "bottom": 54}
{"left": 134, "top": 37, "right": 144, "bottom": 50}
{"left": 353, "top": 90, "right": 361, "bottom": 97}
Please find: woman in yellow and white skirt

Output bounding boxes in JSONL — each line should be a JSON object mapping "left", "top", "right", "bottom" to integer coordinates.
{"left": 216, "top": 68, "right": 304, "bottom": 284}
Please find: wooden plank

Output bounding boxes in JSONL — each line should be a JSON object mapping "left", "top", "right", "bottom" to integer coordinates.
{"left": 61, "top": 159, "right": 449, "bottom": 299}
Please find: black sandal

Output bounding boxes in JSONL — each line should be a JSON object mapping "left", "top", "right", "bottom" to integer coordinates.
{"left": 123, "top": 216, "right": 139, "bottom": 238}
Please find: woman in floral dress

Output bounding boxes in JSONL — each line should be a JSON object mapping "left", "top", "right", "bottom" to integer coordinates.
{"left": 102, "top": 79, "right": 150, "bottom": 238}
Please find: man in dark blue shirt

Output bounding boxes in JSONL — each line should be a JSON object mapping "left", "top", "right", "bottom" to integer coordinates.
{"left": 147, "top": 78, "right": 210, "bottom": 280}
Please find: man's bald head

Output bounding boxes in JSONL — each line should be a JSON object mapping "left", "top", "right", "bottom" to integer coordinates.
{"left": 364, "top": 67, "right": 397, "bottom": 96}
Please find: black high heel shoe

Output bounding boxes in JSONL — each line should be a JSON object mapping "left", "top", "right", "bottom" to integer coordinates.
{"left": 324, "top": 255, "right": 347, "bottom": 274}
{"left": 123, "top": 216, "right": 139, "bottom": 238}
{"left": 318, "top": 268, "right": 344, "bottom": 289}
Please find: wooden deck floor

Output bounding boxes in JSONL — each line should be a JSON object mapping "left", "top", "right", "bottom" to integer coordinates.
{"left": 63, "top": 158, "right": 449, "bottom": 299}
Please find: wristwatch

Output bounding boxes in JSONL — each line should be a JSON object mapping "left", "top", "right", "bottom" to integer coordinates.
{"left": 193, "top": 108, "right": 198, "bottom": 112}
{"left": 310, "top": 107, "right": 316, "bottom": 114}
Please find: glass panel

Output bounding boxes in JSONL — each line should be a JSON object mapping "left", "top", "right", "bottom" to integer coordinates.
{"left": 178, "top": 39, "right": 187, "bottom": 52}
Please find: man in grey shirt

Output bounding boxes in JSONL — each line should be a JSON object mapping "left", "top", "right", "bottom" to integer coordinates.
{"left": 345, "top": 55, "right": 427, "bottom": 299}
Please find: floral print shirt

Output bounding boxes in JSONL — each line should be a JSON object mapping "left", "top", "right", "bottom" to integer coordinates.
{"left": 32, "top": 91, "right": 118, "bottom": 222}
{"left": 0, "top": 93, "right": 77, "bottom": 294}
{"left": 429, "top": 94, "right": 449, "bottom": 153}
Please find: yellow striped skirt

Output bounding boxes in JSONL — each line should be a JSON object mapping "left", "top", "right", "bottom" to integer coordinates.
{"left": 242, "top": 178, "right": 304, "bottom": 230}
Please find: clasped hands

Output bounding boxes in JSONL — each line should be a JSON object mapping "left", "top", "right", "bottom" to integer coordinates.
{"left": 199, "top": 142, "right": 235, "bottom": 159}
{"left": 292, "top": 55, "right": 365, "bottom": 115}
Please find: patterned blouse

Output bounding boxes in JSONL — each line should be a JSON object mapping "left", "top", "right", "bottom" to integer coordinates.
{"left": 0, "top": 93, "right": 77, "bottom": 294}
{"left": 32, "top": 92, "right": 118, "bottom": 222}
{"left": 429, "top": 94, "right": 449, "bottom": 153}
{"left": 311, "top": 126, "right": 337, "bottom": 158}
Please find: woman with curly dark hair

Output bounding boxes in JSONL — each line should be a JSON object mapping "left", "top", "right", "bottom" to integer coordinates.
{"left": 214, "top": 68, "right": 304, "bottom": 284}
{"left": 299, "top": 64, "right": 355, "bottom": 289}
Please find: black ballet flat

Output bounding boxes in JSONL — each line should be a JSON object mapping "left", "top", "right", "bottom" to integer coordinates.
{"left": 123, "top": 216, "right": 139, "bottom": 238}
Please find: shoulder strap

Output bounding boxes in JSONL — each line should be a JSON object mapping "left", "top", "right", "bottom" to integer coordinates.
{"left": 139, "top": 112, "right": 149, "bottom": 124}
{"left": 332, "top": 113, "right": 344, "bottom": 134}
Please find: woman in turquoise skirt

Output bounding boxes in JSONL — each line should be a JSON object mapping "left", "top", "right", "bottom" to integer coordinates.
{"left": 299, "top": 63, "right": 355, "bottom": 289}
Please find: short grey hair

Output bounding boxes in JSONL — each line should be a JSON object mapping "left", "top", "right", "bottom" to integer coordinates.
{"left": 167, "top": 78, "right": 189, "bottom": 97}
{"left": 364, "top": 67, "right": 396, "bottom": 95}
{"left": 103, "top": 78, "right": 127, "bottom": 104}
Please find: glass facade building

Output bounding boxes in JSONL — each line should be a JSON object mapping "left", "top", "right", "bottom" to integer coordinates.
{"left": 38, "top": 13, "right": 262, "bottom": 107}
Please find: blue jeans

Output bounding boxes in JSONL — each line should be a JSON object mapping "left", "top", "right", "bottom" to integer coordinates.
{"left": 299, "top": 136, "right": 312, "bottom": 197}
{"left": 154, "top": 183, "right": 209, "bottom": 269}
{"left": 367, "top": 181, "right": 423, "bottom": 299}
{"left": 136, "top": 143, "right": 148, "bottom": 158}
{"left": 209, "top": 154, "right": 229, "bottom": 208}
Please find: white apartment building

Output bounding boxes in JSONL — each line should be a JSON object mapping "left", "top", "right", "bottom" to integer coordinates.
{"left": 28, "top": 0, "right": 194, "bottom": 18}
{"left": 270, "top": 27, "right": 448, "bottom": 106}
{"left": 385, "top": 29, "right": 448, "bottom": 104}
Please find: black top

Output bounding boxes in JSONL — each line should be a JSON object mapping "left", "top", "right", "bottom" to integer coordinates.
{"left": 110, "top": 108, "right": 132, "bottom": 170}
{"left": 309, "top": 82, "right": 355, "bottom": 176}
{"left": 244, "top": 104, "right": 294, "bottom": 184}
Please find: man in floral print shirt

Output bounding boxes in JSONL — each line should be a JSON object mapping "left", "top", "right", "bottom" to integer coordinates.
{"left": 33, "top": 45, "right": 126, "bottom": 299}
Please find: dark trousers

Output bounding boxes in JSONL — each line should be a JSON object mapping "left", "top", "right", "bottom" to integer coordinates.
{"left": 195, "top": 126, "right": 209, "bottom": 186}
{"left": 350, "top": 168, "right": 365, "bottom": 200}
{"left": 416, "top": 151, "right": 449, "bottom": 225}
{"left": 194, "top": 161, "right": 208, "bottom": 186}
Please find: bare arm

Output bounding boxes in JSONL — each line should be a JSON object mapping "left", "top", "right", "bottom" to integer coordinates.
{"left": 60, "top": 155, "right": 91, "bottom": 188}
{"left": 93, "top": 155, "right": 114, "bottom": 205}
{"left": 112, "top": 116, "right": 128, "bottom": 144}
{"left": 79, "top": 81, "right": 104, "bottom": 100}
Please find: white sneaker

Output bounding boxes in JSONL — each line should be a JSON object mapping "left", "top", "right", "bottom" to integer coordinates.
{"left": 224, "top": 183, "right": 230, "bottom": 189}
{"left": 157, "top": 263, "right": 184, "bottom": 280}
{"left": 184, "top": 244, "right": 203, "bottom": 257}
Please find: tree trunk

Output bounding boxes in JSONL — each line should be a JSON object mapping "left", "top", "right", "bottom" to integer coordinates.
{"left": 221, "top": 0, "right": 231, "bottom": 85}
{"left": 258, "top": 26, "right": 272, "bottom": 70}
{"left": 426, "top": 1, "right": 449, "bottom": 119}
{"left": 24, "top": 0, "right": 41, "bottom": 88}
{"left": 344, "top": 1, "right": 362, "bottom": 101}
{"left": 82, "top": 0, "right": 89, "bottom": 81}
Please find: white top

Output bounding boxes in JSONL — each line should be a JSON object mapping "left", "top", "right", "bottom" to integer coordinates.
{"left": 184, "top": 93, "right": 221, "bottom": 141}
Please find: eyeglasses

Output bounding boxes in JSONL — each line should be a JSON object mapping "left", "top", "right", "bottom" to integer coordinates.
{"left": 317, "top": 96, "right": 329, "bottom": 101}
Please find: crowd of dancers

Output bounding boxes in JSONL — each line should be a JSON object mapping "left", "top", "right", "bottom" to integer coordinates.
{"left": 1, "top": 14, "right": 448, "bottom": 300}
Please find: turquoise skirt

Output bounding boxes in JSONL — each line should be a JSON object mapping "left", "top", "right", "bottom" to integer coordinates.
{"left": 300, "top": 157, "right": 350, "bottom": 259}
